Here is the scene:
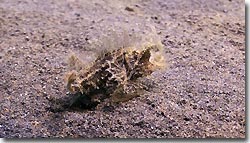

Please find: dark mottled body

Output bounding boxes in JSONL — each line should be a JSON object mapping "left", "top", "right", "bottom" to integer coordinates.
{"left": 66, "top": 45, "right": 163, "bottom": 107}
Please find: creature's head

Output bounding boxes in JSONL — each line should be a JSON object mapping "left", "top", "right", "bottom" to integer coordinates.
{"left": 134, "top": 42, "right": 166, "bottom": 72}
{"left": 148, "top": 43, "right": 166, "bottom": 70}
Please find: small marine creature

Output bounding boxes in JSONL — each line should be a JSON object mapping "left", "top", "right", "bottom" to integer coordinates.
{"left": 65, "top": 43, "right": 165, "bottom": 108}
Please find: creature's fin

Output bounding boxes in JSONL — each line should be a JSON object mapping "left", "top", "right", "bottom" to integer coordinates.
{"left": 110, "top": 83, "right": 144, "bottom": 103}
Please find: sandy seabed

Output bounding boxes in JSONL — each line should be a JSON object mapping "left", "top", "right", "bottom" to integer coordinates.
{"left": 0, "top": 0, "right": 245, "bottom": 138}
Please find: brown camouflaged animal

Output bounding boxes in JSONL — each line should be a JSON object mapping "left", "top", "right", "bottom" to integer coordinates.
{"left": 65, "top": 43, "right": 165, "bottom": 108}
